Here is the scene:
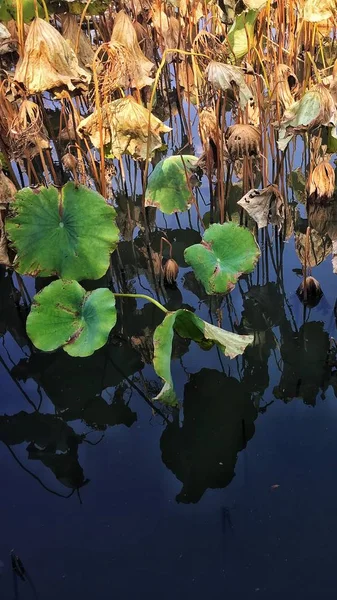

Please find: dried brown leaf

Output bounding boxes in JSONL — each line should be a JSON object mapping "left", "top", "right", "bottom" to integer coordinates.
{"left": 60, "top": 14, "right": 94, "bottom": 71}
{"left": 77, "top": 95, "right": 171, "bottom": 160}
{"left": 309, "top": 161, "right": 335, "bottom": 201}
{"left": 14, "top": 18, "right": 90, "bottom": 94}
{"left": 237, "top": 184, "right": 285, "bottom": 229}
{"left": 225, "top": 123, "right": 260, "bottom": 159}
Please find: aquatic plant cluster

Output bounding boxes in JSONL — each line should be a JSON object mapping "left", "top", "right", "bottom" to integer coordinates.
{"left": 0, "top": 0, "right": 337, "bottom": 408}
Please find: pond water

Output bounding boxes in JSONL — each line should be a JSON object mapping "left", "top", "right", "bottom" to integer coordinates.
{"left": 1, "top": 116, "right": 337, "bottom": 598}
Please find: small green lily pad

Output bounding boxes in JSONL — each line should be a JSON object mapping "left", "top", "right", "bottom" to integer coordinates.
{"left": 6, "top": 182, "right": 119, "bottom": 281}
{"left": 153, "top": 308, "right": 254, "bottom": 404}
{"left": 145, "top": 155, "right": 199, "bottom": 214}
{"left": 27, "top": 279, "right": 117, "bottom": 357}
{"left": 184, "top": 222, "right": 260, "bottom": 295}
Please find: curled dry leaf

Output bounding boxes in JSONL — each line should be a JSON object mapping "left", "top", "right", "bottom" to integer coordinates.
{"left": 274, "top": 64, "right": 299, "bottom": 110}
{"left": 308, "top": 161, "right": 335, "bottom": 202}
{"left": 152, "top": 6, "right": 179, "bottom": 61}
{"left": 164, "top": 258, "right": 179, "bottom": 285}
{"left": 237, "top": 184, "right": 285, "bottom": 230}
{"left": 9, "top": 99, "right": 49, "bottom": 159}
{"left": 225, "top": 123, "right": 260, "bottom": 159}
{"left": 14, "top": 18, "right": 90, "bottom": 94}
{"left": 199, "top": 107, "right": 228, "bottom": 164}
{"left": 108, "top": 10, "right": 154, "bottom": 90}
{"left": 77, "top": 95, "right": 171, "bottom": 160}
{"left": 206, "top": 61, "right": 255, "bottom": 111}
{"left": 60, "top": 13, "right": 94, "bottom": 71}
{"left": 278, "top": 84, "right": 337, "bottom": 150}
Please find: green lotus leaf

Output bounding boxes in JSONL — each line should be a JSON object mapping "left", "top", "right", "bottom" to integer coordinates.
{"left": 6, "top": 182, "right": 119, "bottom": 280}
{"left": 184, "top": 222, "right": 260, "bottom": 295}
{"left": 153, "top": 308, "right": 254, "bottom": 404}
{"left": 26, "top": 280, "right": 117, "bottom": 357}
{"left": 145, "top": 155, "right": 199, "bottom": 214}
{"left": 227, "top": 10, "right": 258, "bottom": 59}
{"left": 0, "top": 0, "right": 43, "bottom": 21}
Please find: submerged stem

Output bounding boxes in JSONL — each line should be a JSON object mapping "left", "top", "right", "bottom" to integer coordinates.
{"left": 114, "top": 293, "right": 168, "bottom": 313}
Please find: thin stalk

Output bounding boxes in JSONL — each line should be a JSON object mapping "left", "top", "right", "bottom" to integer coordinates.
{"left": 114, "top": 293, "right": 168, "bottom": 313}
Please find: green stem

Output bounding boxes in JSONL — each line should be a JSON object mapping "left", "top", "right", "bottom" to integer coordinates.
{"left": 114, "top": 293, "right": 168, "bottom": 314}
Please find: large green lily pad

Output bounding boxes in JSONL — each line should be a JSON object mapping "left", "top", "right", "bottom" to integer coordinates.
{"left": 6, "top": 182, "right": 119, "bottom": 280}
{"left": 27, "top": 279, "right": 117, "bottom": 357}
{"left": 145, "top": 155, "right": 199, "bottom": 214}
{"left": 184, "top": 222, "right": 260, "bottom": 295}
{"left": 153, "top": 308, "right": 253, "bottom": 404}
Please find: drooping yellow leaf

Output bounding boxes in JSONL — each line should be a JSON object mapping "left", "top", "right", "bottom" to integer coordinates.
{"left": 60, "top": 13, "right": 94, "bottom": 71}
{"left": 14, "top": 18, "right": 90, "bottom": 94}
{"left": 77, "top": 96, "right": 171, "bottom": 160}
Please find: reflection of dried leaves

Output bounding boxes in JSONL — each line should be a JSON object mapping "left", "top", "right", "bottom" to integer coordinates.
{"left": 15, "top": 18, "right": 90, "bottom": 94}
{"left": 332, "top": 240, "right": 337, "bottom": 273}
{"left": 237, "top": 184, "right": 285, "bottom": 229}
{"left": 77, "top": 96, "right": 171, "bottom": 160}
{"left": 226, "top": 124, "right": 260, "bottom": 159}
{"left": 308, "top": 161, "right": 335, "bottom": 202}
{"left": 274, "top": 63, "right": 299, "bottom": 110}
{"left": 206, "top": 61, "right": 254, "bottom": 110}
{"left": 295, "top": 227, "right": 332, "bottom": 267}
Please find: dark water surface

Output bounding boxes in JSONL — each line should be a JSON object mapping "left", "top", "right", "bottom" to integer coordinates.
{"left": 2, "top": 142, "right": 337, "bottom": 598}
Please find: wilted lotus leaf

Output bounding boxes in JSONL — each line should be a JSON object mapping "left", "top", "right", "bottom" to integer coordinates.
{"left": 278, "top": 85, "right": 337, "bottom": 150}
{"left": 226, "top": 124, "right": 261, "bottom": 159}
{"left": 309, "top": 161, "right": 335, "bottom": 201}
{"left": 14, "top": 18, "right": 90, "bottom": 94}
{"left": 6, "top": 182, "right": 119, "bottom": 280}
{"left": 9, "top": 99, "right": 49, "bottom": 160}
{"left": 152, "top": 7, "right": 179, "bottom": 60}
{"left": 153, "top": 308, "right": 254, "bottom": 403}
{"left": 227, "top": 9, "right": 258, "bottom": 59}
{"left": 0, "top": 0, "right": 43, "bottom": 21}
{"left": 77, "top": 96, "right": 171, "bottom": 160}
{"left": 237, "top": 184, "right": 285, "bottom": 229}
{"left": 295, "top": 228, "right": 332, "bottom": 268}
{"left": 184, "top": 222, "right": 260, "bottom": 295}
{"left": 206, "top": 61, "right": 254, "bottom": 111}
{"left": 60, "top": 14, "right": 94, "bottom": 71}
{"left": 303, "top": 0, "right": 334, "bottom": 21}
{"left": 27, "top": 280, "right": 117, "bottom": 357}
{"left": 274, "top": 64, "right": 299, "bottom": 110}
{"left": 145, "top": 155, "right": 199, "bottom": 214}
{"left": 198, "top": 107, "right": 228, "bottom": 164}
{"left": 103, "top": 10, "right": 154, "bottom": 91}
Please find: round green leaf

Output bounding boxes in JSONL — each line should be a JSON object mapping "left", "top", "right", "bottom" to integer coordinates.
{"left": 6, "top": 182, "right": 119, "bottom": 280}
{"left": 27, "top": 280, "right": 117, "bottom": 357}
{"left": 184, "top": 222, "right": 260, "bottom": 295}
{"left": 145, "top": 155, "right": 199, "bottom": 214}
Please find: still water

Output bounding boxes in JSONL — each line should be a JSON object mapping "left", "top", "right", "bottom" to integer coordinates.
{"left": 1, "top": 156, "right": 337, "bottom": 598}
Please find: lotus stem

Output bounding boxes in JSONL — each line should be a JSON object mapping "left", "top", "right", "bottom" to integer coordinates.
{"left": 114, "top": 293, "right": 168, "bottom": 313}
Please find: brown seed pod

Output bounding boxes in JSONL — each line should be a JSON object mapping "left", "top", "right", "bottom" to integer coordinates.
{"left": 296, "top": 276, "right": 323, "bottom": 308}
{"left": 62, "top": 152, "right": 78, "bottom": 171}
{"left": 163, "top": 258, "right": 179, "bottom": 285}
{"left": 308, "top": 161, "right": 335, "bottom": 202}
{"left": 225, "top": 124, "right": 260, "bottom": 160}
